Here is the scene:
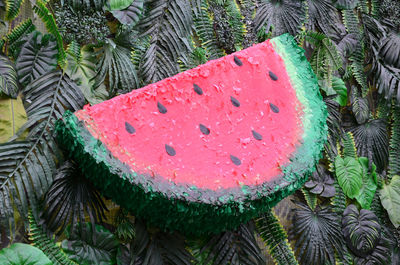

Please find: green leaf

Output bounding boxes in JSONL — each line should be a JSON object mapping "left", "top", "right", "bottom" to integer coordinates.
{"left": 33, "top": 0, "right": 66, "bottom": 67}
{"left": 5, "top": 0, "right": 23, "bottom": 20}
{"left": 0, "top": 243, "right": 52, "bottom": 265}
{"left": 15, "top": 31, "right": 58, "bottom": 87}
{"left": 332, "top": 76, "right": 347, "bottom": 106}
{"left": 107, "top": 0, "right": 133, "bottom": 10}
{"left": 0, "top": 96, "right": 27, "bottom": 143}
{"left": 342, "top": 204, "right": 381, "bottom": 257}
{"left": 379, "top": 175, "right": 400, "bottom": 228}
{"left": 355, "top": 157, "right": 378, "bottom": 209}
{"left": 0, "top": 55, "right": 19, "bottom": 98}
{"left": 335, "top": 156, "right": 363, "bottom": 199}
{"left": 61, "top": 223, "right": 119, "bottom": 265}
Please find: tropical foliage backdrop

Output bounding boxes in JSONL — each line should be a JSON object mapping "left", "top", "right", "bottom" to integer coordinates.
{"left": 0, "top": 0, "right": 399, "bottom": 264}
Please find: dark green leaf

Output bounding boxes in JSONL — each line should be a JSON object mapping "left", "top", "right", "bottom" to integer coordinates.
{"left": 350, "top": 119, "right": 388, "bottom": 172}
{"left": 289, "top": 202, "right": 344, "bottom": 265}
{"left": 254, "top": 0, "right": 305, "bottom": 37}
{"left": 41, "top": 161, "right": 107, "bottom": 235}
{"left": 15, "top": 31, "right": 57, "bottom": 87}
{"left": 61, "top": 223, "right": 119, "bottom": 265}
{"left": 342, "top": 204, "right": 381, "bottom": 257}
{"left": 0, "top": 55, "right": 19, "bottom": 98}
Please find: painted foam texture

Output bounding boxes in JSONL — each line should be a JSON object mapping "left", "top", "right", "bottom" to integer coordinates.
{"left": 56, "top": 34, "right": 328, "bottom": 235}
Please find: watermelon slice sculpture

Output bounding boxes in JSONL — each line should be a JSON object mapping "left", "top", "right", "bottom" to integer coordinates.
{"left": 56, "top": 34, "right": 327, "bottom": 235}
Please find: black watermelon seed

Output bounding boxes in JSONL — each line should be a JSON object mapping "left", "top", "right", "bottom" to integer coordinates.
{"left": 157, "top": 101, "right": 167, "bottom": 114}
{"left": 193, "top": 84, "right": 203, "bottom": 95}
{"left": 199, "top": 124, "right": 210, "bottom": 135}
{"left": 269, "top": 71, "right": 278, "bottom": 81}
{"left": 270, "top": 103, "right": 279, "bottom": 113}
{"left": 125, "top": 122, "right": 136, "bottom": 134}
{"left": 231, "top": 96, "right": 240, "bottom": 107}
{"left": 252, "top": 130, "right": 263, "bottom": 140}
{"left": 233, "top": 55, "right": 243, "bottom": 66}
{"left": 165, "top": 144, "right": 176, "bottom": 156}
{"left": 230, "top": 155, "right": 241, "bottom": 166}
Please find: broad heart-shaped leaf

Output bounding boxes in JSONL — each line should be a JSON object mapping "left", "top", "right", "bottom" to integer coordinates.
{"left": 335, "top": 156, "right": 363, "bottom": 199}
{"left": 111, "top": 0, "right": 144, "bottom": 26}
{"left": 0, "top": 96, "right": 27, "bottom": 142}
{"left": 379, "top": 175, "right": 400, "bottom": 228}
{"left": 107, "top": 0, "right": 133, "bottom": 10}
{"left": 61, "top": 223, "right": 119, "bottom": 265}
{"left": 15, "top": 31, "right": 57, "bottom": 87}
{"left": 64, "top": 42, "right": 108, "bottom": 105}
{"left": 342, "top": 204, "right": 381, "bottom": 257}
{"left": 0, "top": 55, "right": 19, "bottom": 98}
{"left": 355, "top": 157, "right": 378, "bottom": 209}
{"left": 0, "top": 243, "right": 52, "bottom": 264}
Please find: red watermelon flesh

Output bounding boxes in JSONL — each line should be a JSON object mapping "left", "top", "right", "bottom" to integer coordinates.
{"left": 76, "top": 40, "right": 303, "bottom": 190}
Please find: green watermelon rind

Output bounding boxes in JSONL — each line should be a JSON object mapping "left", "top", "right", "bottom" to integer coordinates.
{"left": 56, "top": 34, "right": 327, "bottom": 235}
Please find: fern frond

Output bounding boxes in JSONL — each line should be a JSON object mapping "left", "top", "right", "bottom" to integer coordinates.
{"left": 32, "top": 0, "right": 66, "bottom": 67}
{"left": 342, "top": 132, "right": 357, "bottom": 158}
{"left": 370, "top": 0, "right": 380, "bottom": 17}
{"left": 388, "top": 105, "right": 400, "bottom": 180}
{"left": 343, "top": 9, "right": 368, "bottom": 93}
{"left": 5, "top": 0, "right": 24, "bottom": 20}
{"left": 224, "top": 0, "right": 245, "bottom": 51}
{"left": 331, "top": 179, "right": 346, "bottom": 215}
{"left": 28, "top": 212, "right": 77, "bottom": 265}
{"left": 257, "top": 210, "right": 298, "bottom": 265}
{"left": 0, "top": 19, "right": 35, "bottom": 57}
{"left": 193, "top": 0, "right": 224, "bottom": 59}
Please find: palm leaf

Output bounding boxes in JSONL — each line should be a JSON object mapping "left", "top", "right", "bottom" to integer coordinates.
{"left": 13, "top": 71, "right": 84, "bottom": 141}
{"left": 28, "top": 211, "right": 77, "bottom": 265}
{"left": 0, "top": 141, "right": 56, "bottom": 235}
{"left": 289, "top": 202, "right": 345, "bottom": 265}
{"left": 0, "top": 55, "right": 19, "bottom": 98}
{"left": 117, "top": 221, "right": 195, "bottom": 265}
{"left": 200, "top": 222, "right": 264, "bottom": 265}
{"left": 94, "top": 39, "right": 139, "bottom": 96}
{"left": 15, "top": 31, "right": 58, "bottom": 87}
{"left": 306, "top": 0, "right": 341, "bottom": 36}
{"left": 350, "top": 119, "right": 388, "bottom": 172}
{"left": 256, "top": 210, "right": 298, "bottom": 265}
{"left": 41, "top": 161, "right": 107, "bottom": 235}
{"left": 138, "top": 0, "right": 193, "bottom": 84}
{"left": 254, "top": 0, "right": 305, "bottom": 37}
{"left": 32, "top": 0, "right": 66, "bottom": 67}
